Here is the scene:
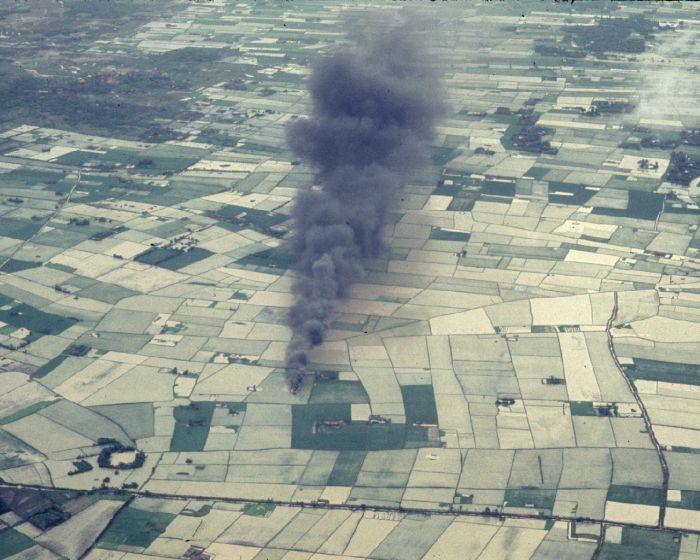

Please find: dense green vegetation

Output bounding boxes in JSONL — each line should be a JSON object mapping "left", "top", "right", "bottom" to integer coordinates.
{"left": 68, "top": 459, "right": 93, "bottom": 476}
{"left": 97, "top": 441, "right": 146, "bottom": 470}
{"left": 0, "top": 36, "right": 239, "bottom": 141}
{"left": 536, "top": 15, "right": 664, "bottom": 59}
{"left": 664, "top": 152, "right": 700, "bottom": 186}
{"left": 584, "top": 100, "right": 635, "bottom": 117}
{"left": 500, "top": 110, "right": 557, "bottom": 155}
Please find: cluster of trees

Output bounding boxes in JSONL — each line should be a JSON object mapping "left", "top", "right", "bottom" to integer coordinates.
{"left": 564, "top": 15, "right": 662, "bottom": 54}
{"left": 67, "top": 459, "right": 93, "bottom": 476}
{"left": 0, "top": 45, "right": 231, "bottom": 140}
{"left": 535, "top": 15, "right": 666, "bottom": 59}
{"left": 664, "top": 152, "right": 700, "bottom": 186}
{"left": 534, "top": 44, "right": 586, "bottom": 58}
{"left": 584, "top": 100, "right": 635, "bottom": 117}
{"left": 96, "top": 438, "right": 146, "bottom": 470}
{"left": 638, "top": 159, "right": 660, "bottom": 171}
{"left": 681, "top": 129, "right": 700, "bottom": 147}
{"left": 622, "top": 130, "right": 700, "bottom": 152}
{"left": 510, "top": 112, "right": 558, "bottom": 155}
{"left": 28, "top": 506, "right": 71, "bottom": 530}
{"left": 512, "top": 125, "right": 558, "bottom": 155}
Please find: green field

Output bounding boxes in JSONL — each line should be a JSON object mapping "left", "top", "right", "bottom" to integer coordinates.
{"left": 241, "top": 503, "right": 276, "bottom": 517}
{"left": 291, "top": 403, "right": 406, "bottom": 451}
{"left": 569, "top": 401, "right": 596, "bottom": 416}
{"left": 0, "top": 401, "right": 55, "bottom": 425}
{"left": 0, "top": 303, "right": 78, "bottom": 336}
{"left": 181, "top": 504, "right": 212, "bottom": 517}
{"left": 45, "top": 262, "right": 76, "bottom": 273}
{"left": 668, "top": 489, "right": 700, "bottom": 511}
{"left": 0, "top": 259, "right": 41, "bottom": 273}
{"left": 98, "top": 506, "right": 175, "bottom": 550}
{"left": 592, "top": 190, "right": 664, "bottom": 221}
{"left": 32, "top": 355, "right": 70, "bottom": 379}
{"left": 428, "top": 228, "right": 471, "bottom": 242}
{"left": 209, "top": 204, "right": 288, "bottom": 234}
{"left": 0, "top": 168, "right": 66, "bottom": 189}
{"left": 236, "top": 247, "right": 296, "bottom": 270}
{"left": 624, "top": 359, "right": 700, "bottom": 386}
{"left": 0, "top": 529, "right": 35, "bottom": 560}
{"left": 402, "top": 385, "right": 438, "bottom": 425}
{"left": 327, "top": 451, "right": 367, "bottom": 486}
{"left": 134, "top": 247, "right": 214, "bottom": 270}
{"left": 55, "top": 149, "right": 199, "bottom": 174}
{"left": 607, "top": 485, "right": 664, "bottom": 506}
{"left": 291, "top": 385, "right": 440, "bottom": 451}
{"left": 77, "top": 282, "right": 139, "bottom": 305}
{"left": 170, "top": 402, "right": 216, "bottom": 452}
{"left": 0, "top": 218, "right": 43, "bottom": 241}
{"left": 309, "top": 380, "right": 369, "bottom": 404}
{"left": 598, "top": 527, "right": 681, "bottom": 560}
{"left": 401, "top": 385, "right": 439, "bottom": 446}
{"left": 504, "top": 489, "right": 556, "bottom": 510}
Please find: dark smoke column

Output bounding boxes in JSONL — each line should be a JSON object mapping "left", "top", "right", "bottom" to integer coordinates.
{"left": 284, "top": 18, "right": 444, "bottom": 392}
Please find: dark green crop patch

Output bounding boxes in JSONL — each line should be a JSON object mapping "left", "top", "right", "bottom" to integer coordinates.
{"left": 98, "top": 507, "right": 175, "bottom": 550}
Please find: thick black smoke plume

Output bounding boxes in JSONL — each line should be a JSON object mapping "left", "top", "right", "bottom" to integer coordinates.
{"left": 285, "top": 18, "right": 444, "bottom": 392}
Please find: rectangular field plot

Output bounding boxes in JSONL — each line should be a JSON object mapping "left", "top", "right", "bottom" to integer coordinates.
{"left": 134, "top": 247, "right": 214, "bottom": 270}
{"left": 504, "top": 488, "right": 556, "bottom": 511}
{"left": 401, "top": 385, "right": 439, "bottom": 447}
{"left": 291, "top": 403, "right": 405, "bottom": 451}
{"left": 0, "top": 528, "right": 35, "bottom": 560}
{"left": 98, "top": 506, "right": 175, "bottom": 550}
{"left": 625, "top": 359, "right": 700, "bottom": 386}
{"left": 0, "top": 303, "right": 78, "bottom": 337}
{"left": 309, "top": 379, "right": 369, "bottom": 404}
{"left": 170, "top": 402, "right": 245, "bottom": 452}
{"left": 607, "top": 485, "right": 664, "bottom": 506}
{"left": 327, "top": 451, "right": 367, "bottom": 486}
{"left": 170, "top": 402, "right": 214, "bottom": 451}
{"left": 598, "top": 527, "right": 681, "bottom": 560}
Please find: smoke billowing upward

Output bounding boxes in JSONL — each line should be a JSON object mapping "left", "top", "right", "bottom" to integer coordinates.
{"left": 284, "top": 16, "right": 444, "bottom": 392}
